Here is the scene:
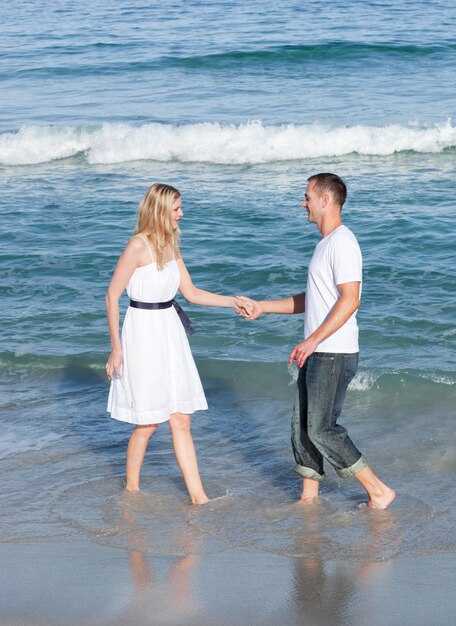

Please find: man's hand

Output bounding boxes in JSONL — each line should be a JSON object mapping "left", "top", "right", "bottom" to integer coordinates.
{"left": 289, "top": 337, "right": 319, "bottom": 368}
{"left": 234, "top": 296, "right": 263, "bottom": 320}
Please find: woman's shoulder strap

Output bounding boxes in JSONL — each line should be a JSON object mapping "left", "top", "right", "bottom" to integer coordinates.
{"left": 132, "top": 234, "right": 154, "bottom": 263}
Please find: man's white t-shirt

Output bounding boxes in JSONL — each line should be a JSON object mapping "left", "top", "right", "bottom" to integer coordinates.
{"left": 304, "top": 224, "right": 362, "bottom": 353}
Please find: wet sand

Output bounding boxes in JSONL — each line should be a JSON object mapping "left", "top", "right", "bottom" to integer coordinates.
{"left": 1, "top": 540, "right": 455, "bottom": 626}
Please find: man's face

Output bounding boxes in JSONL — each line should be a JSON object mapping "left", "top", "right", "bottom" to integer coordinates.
{"left": 301, "top": 180, "right": 322, "bottom": 224}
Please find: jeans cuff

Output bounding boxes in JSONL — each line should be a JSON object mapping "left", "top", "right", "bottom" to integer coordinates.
{"left": 336, "top": 455, "right": 368, "bottom": 478}
{"left": 294, "top": 464, "right": 325, "bottom": 482}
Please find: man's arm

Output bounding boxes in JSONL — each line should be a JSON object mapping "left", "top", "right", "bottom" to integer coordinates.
{"left": 289, "top": 281, "right": 360, "bottom": 367}
{"left": 236, "top": 293, "right": 305, "bottom": 319}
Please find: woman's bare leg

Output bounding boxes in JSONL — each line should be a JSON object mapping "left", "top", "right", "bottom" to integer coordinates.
{"left": 169, "top": 412, "right": 209, "bottom": 504}
{"left": 354, "top": 466, "right": 395, "bottom": 509}
{"left": 125, "top": 424, "right": 157, "bottom": 492}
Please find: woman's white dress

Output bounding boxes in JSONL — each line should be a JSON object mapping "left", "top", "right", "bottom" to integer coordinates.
{"left": 107, "top": 244, "right": 208, "bottom": 425}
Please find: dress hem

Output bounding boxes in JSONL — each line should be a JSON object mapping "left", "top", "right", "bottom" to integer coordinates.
{"left": 108, "top": 398, "right": 208, "bottom": 425}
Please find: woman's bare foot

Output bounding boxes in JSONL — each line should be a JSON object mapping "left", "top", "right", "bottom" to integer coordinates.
{"left": 124, "top": 481, "right": 140, "bottom": 493}
{"left": 191, "top": 494, "right": 210, "bottom": 505}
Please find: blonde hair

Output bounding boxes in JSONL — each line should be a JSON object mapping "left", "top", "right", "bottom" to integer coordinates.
{"left": 134, "top": 183, "right": 181, "bottom": 270}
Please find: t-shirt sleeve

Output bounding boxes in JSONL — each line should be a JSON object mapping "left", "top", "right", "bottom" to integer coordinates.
{"left": 330, "top": 234, "right": 362, "bottom": 285}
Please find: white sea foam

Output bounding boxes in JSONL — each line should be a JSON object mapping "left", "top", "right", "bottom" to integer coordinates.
{"left": 1, "top": 120, "right": 455, "bottom": 165}
{"left": 421, "top": 373, "right": 456, "bottom": 386}
{"left": 349, "top": 370, "right": 380, "bottom": 391}
{"left": 288, "top": 365, "right": 380, "bottom": 391}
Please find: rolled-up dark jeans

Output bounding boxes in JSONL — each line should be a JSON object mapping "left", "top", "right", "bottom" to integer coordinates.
{"left": 291, "top": 352, "right": 367, "bottom": 481}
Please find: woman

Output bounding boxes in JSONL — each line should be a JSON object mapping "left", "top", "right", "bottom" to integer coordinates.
{"left": 106, "top": 183, "right": 243, "bottom": 503}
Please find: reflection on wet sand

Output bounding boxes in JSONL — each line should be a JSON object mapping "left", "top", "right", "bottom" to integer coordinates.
{"left": 100, "top": 492, "right": 409, "bottom": 626}
{"left": 286, "top": 503, "right": 402, "bottom": 626}
{"left": 107, "top": 502, "right": 201, "bottom": 625}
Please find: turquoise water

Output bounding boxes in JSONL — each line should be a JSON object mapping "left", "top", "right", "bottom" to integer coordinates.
{"left": 0, "top": 0, "right": 455, "bottom": 561}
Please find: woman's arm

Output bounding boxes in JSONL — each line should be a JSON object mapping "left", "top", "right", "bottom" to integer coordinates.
{"left": 105, "top": 238, "right": 143, "bottom": 379}
{"left": 177, "top": 257, "right": 237, "bottom": 308}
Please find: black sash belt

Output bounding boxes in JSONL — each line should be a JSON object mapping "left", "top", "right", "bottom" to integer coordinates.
{"left": 129, "top": 298, "right": 194, "bottom": 335}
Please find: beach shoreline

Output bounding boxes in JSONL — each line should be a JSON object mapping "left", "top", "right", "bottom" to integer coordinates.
{"left": 1, "top": 539, "right": 455, "bottom": 626}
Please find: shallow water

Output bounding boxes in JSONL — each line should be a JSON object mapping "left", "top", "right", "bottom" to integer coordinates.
{"left": 1, "top": 359, "right": 454, "bottom": 563}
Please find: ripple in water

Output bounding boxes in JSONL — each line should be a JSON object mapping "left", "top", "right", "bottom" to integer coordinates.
{"left": 50, "top": 477, "right": 438, "bottom": 561}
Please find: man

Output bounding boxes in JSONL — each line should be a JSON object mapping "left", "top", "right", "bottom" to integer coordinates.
{"left": 238, "top": 173, "right": 395, "bottom": 509}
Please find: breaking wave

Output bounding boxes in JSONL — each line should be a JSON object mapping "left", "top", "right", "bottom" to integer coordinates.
{"left": 1, "top": 119, "right": 455, "bottom": 166}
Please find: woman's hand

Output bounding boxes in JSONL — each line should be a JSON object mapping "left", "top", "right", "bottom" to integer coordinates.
{"left": 106, "top": 347, "right": 123, "bottom": 381}
{"left": 234, "top": 296, "right": 263, "bottom": 320}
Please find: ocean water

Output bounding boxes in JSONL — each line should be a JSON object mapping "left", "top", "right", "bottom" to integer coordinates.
{"left": 1, "top": 0, "right": 455, "bottom": 564}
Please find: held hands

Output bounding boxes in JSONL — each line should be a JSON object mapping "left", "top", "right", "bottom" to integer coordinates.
{"left": 106, "top": 348, "right": 123, "bottom": 381}
{"left": 233, "top": 294, "right": 318, "bottom": 367}
{"left": 234, "top": 296, "right": 263, "bottom": 320}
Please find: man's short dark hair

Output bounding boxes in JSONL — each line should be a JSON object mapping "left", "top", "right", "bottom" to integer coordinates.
{"left": 307, "top": 173, "right": 347, "bottom": 208}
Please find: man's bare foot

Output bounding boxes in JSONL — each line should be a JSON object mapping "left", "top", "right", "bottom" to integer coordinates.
{"left": 355, "top": 467, "right": 395, "bottom": 510}
{"left": 368, "top": 488, "right": 396, "bottom": 510}
{"left": 299, "top": 477, "right": 319, "bottom": 503}
{"left": 297, "top": 495, "right": 319, "bottom": 505}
